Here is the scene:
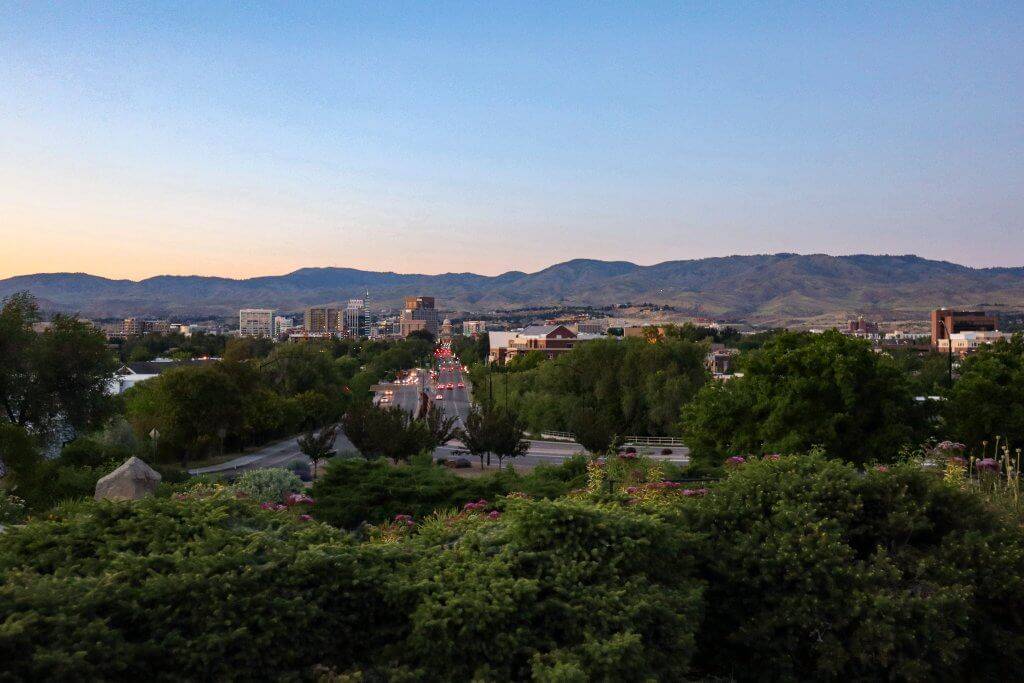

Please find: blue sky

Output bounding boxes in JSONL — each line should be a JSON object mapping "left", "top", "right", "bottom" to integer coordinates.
{"left": 1, "top": 2, "right": 1021, "bottom": 278}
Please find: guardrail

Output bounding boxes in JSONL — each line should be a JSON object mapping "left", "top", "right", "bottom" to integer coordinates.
{"left": 538, "top": 431, "right": 686, "bottom": 447}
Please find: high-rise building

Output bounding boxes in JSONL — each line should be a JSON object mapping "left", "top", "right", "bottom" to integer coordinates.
{"left": 121, "top": 317, "right": 145, "bottom": 337}
{"left": 930, "top": 309, "right": 997, "bottom": 347}
{"left": 304, "top": 306, "right": 341, "bottom": 335}
{"left": 342, "top": 299, "right": 372, "bottom": 338}
{"left": 399, "top": 296, "right": 440, "bottom": 337}
{"left": 239, "top": 309, "right": 277, "bottom": 338}
{"left": 463, "top": 320, "right": 487, "bottom": 336}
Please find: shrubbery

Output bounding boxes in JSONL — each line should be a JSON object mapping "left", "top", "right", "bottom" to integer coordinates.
{"left": 232, "top": 467, "right": 303, "bottom": 502}
{"left": 3, "top": 454, "right": 1024, "bottom": 680}
{"left": 312, "top": 456, "right": 588, "bottom": 528}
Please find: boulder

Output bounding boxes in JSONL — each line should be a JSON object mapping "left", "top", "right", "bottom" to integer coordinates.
{"left": 94, "top": 457, "right": 162, "bottom": 501}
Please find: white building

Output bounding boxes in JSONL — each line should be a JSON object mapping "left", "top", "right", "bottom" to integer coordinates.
{"left": 239, "top": 308, "right": 277, "bottom": 338}
{"left": 274, "top": 316, "right": 295, "bottom": 335}
{"left": 937, "top": 330, "right": 1010, "bottom": 355}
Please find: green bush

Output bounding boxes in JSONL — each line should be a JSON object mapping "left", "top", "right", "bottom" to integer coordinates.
{"left": 406, "top": 497, "right": 704, "bottom": 681}
{"left": 59, "top": 437, "right": 130, "bottom": 469}
{"left": 313, "top": 459, "right": 509, "bottom": 528}
{"left": 232, "top": 467, "right": 303, "bottom": 502}
{"left": 312, "top": 458, "right": 588, "bottom": 529}
{"left": 4, "top": 455, "right": 1024, "bottom": 681}
{"left": 0, "top": 496, "right": 408, "bottom": 681}
{"left": 688, "top": 454, "right": 1024, "bottom": 681}
{"left": 0, "top": 491, "right": 26, "bottom": 525}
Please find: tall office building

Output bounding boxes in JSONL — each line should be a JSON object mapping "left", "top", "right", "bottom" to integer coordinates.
{"left": 239, "top": 309, "right": 277, "bottom": 338}
{"left": 399, "top": 296, "right": 440, "bottom": 337}
{"left": 342, "top": 299, "right": 372, "bottom": 338}
{"left": 304, "top": 306, "right": 341, "bottom": 335}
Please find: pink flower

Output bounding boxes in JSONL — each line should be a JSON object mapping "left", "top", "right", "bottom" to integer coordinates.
{"left": 725, "top": 456, "right": 746, "bottom": 466}
{"left": 765, "top": 454, "right": 781, "bottom": 461}
{"left": 394, "top": 514, "right": 413, "bottom": 522}
{"left": 298, "top": 514, "right": 313, "bottom": 522}
{"left": 259, "top": 501, "right": 273, "bottom": 510}
{"left": 874, "top": 465, "right": 889, "bottom": 473}
{"left": 487, "top": 510, "right": 501, "bottom": 520}
{"left": 285, "top": 493, "right": 315, "bottom": 507}
{"left": 626, "top": 486, "right": 638, "bottom": 494}
{"left": 976, "top": 458, "right": 999, "bottom": 472}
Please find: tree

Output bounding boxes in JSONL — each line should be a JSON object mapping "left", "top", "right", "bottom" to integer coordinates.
{"left": 489, "top": 409, "right": 529, "bottom": 468}
{"left": 943, "top": 334, "right": 1024, "bottom": 452}
{"left": 680, "top": 331, "right": 922, "bottom": 466}
{"left": 0, "top": 293, "right": 117, "bottom": 443}
{"left": 297, "top": 424, "right": 338, "bottom": 479}
{"left": 421, "top": 403, "right": 458, "bottom": 451}
{"left": 569, "top": 405, "right": 621, "bottom": 454}
{"left": 341, "top": 403, "right": 427, "bottom": 464}
{"left": 124, "top": 364, "right": 246, "bottom": 466}
{"left": 461, "top": 405, "right": 495, "bottom": 468}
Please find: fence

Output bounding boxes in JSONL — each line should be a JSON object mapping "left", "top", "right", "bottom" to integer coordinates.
{"left": 538, "top": 431, "right": 686, "bottom": 447}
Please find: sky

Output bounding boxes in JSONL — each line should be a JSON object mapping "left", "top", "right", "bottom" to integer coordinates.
{"left": 1, "top": 2, "right": 1022, "bottom": 280}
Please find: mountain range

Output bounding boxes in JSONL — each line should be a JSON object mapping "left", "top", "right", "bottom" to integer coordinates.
{"left": 3, "top": 254, "right": 1024, "bottom": 325}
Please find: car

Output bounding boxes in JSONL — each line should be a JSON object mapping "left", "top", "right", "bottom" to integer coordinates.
{"left": 457, "top": 382, "right": 465, "bottom": 388}
{"left": 435, "top": 393, "right": 444, "bottom": 400}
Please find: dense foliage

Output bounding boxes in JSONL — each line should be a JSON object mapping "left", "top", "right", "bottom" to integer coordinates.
{"left": 681, "top": 331, "right": 924, "bottom": 466}
{"left": 3, "top": 455, "right": 1023, "bottom": 681}
{"left": 0, "top": 293, "right": 117, "bottom": 446}
{"left": 477, "top": 335, "right": 709, "bottom": 446}
{"left": 943, "top": 334, "right": 1024, "bottom": 453}
{"left": 312, "top": 456, "right": 587, "bottom": 528}
{"left": 124, "top": 335, "right": 435, "bottom": 465}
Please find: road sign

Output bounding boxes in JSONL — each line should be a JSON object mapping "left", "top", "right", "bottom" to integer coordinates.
{"left": 149, "top": 428, "right": 160, "bottom": 440}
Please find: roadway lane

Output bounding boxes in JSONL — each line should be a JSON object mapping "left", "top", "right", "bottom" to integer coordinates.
{"left": 430, "top": 361, "right": 471, "bottom": 429}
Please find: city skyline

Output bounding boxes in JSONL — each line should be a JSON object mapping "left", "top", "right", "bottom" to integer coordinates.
{"left": 2, "top": 3, "right": 1022, "bottom": 279}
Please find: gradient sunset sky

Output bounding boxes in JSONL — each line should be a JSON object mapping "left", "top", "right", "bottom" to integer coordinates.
{"left": 1, "top": 2, "right": 1022, "bottom": 280}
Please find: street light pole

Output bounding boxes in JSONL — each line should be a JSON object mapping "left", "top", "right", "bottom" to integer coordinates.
{"left": 938, "top": 318, "right": 953, "bottom": 387}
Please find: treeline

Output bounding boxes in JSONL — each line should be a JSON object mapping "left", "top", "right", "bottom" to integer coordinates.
{"left": 124, "top": 334, "right": 435, "bottom": 465}
{"left": 472, "top": 323, "right": 1024, "bottom": 467}
{"left": 473, "top": 335, "right": 710, "bottom": 452}
{"left": 0, "top": 293, "right": 436, "bottom": 510}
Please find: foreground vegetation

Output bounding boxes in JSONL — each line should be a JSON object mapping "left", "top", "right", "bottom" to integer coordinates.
{"left": 3, "top": 453, "right": 1023, "bottom": 681}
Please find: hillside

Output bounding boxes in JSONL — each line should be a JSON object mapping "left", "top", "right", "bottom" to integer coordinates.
{"left": 3, "top": 254, "right": 1024, "bottom": 324}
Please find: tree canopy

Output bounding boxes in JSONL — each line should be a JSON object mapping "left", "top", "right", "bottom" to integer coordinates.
{"left": 0, "top": 293, "right": 117, "bottom": 444}
{"left": 943, "top": 334, "right": 1024, "bottom": 452}
{"left": 680, "top": 331, "right": 923, "bottom": 466}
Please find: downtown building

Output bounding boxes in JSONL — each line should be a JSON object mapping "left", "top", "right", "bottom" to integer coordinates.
{"left": 304, "top": 306, "right": 341, "bottom": 335}
{"left": 399, "top": 296, "right": 440, "bottom": 337}
{"left": 487, "top": 325, "right": 603, "bottom": 364}
{"left": 239, "top": 308, "right": 277, "bottom": 338}
{"left": 930, "top": 308, "right": 998, "bottom": 348}
{"left": 342, "top": 299, "right": 373, "bottom": 338}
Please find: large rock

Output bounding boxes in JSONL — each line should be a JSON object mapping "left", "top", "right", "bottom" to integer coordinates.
{"left": 94, "top": 457, "right": 162, "bottom": 501}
